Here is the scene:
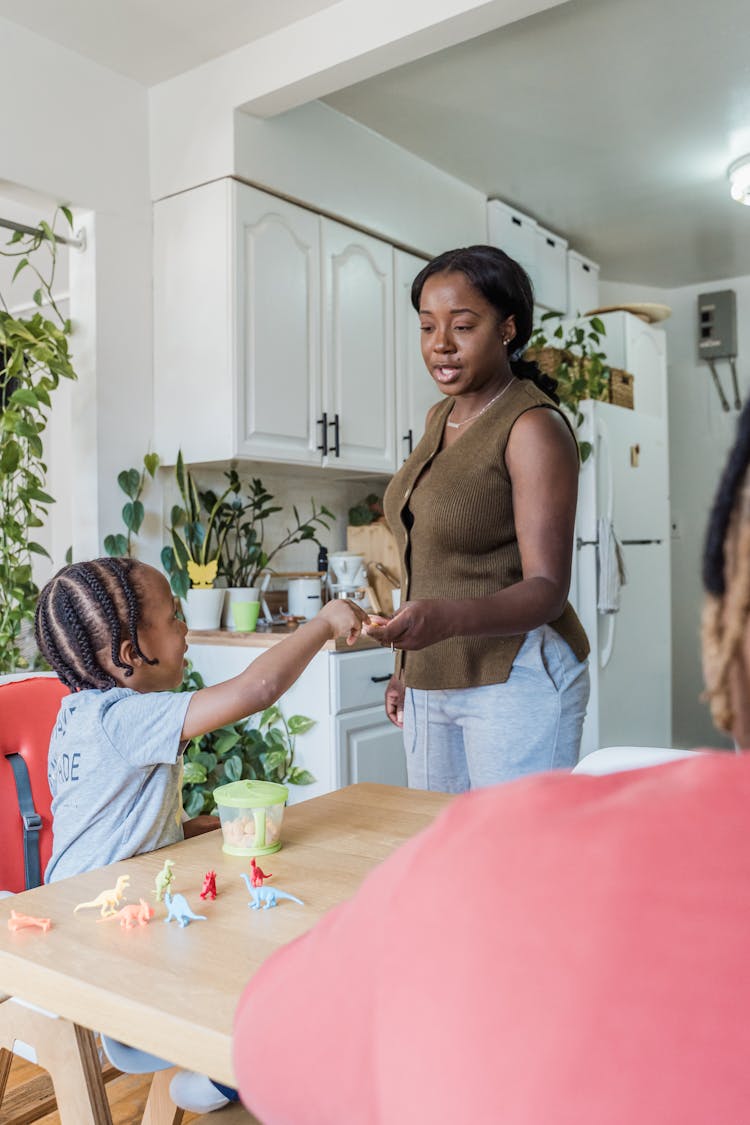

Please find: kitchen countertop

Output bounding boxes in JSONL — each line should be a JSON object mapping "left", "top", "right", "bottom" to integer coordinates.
{"left": 186, "top": 628, "right": 382, "bottom": 653}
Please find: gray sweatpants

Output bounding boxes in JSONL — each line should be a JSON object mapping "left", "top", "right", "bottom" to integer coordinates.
{"left": 402, "top": 625, "right": 590, "bottom": 793}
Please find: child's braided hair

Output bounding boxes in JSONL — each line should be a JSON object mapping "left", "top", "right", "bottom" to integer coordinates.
{"left": 35, "top": 557, "right": 158, "bottom": 691}
{"left": 702, "top": 398, "right": 750, "bottom": 734}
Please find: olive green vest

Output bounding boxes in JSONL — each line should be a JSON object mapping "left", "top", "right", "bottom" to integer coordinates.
{"left": 383, "top": 378, "right": 590, "bottom": 690}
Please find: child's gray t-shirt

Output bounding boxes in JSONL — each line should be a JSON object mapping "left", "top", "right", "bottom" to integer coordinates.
{"left": 45, "top": 687, "right": 193, "bottom": 884}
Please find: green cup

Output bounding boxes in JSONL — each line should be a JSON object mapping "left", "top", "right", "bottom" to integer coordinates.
{"left": 231, "top": 600, "right": 260, "bottom": 632}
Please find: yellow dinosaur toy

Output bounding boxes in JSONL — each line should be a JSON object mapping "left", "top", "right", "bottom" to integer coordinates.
{"left": 73, "top": 874, "right": 130, "bottom": 918}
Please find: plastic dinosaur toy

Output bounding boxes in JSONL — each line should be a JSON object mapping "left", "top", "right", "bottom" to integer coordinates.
{"left": 98, "top": 898, "right": 154, "bottom": 929}
{"left": 164, "top": 890, "right": 206, "bottom": 927}
{"left": 153, "top": 859, "right": 175, "bottom": 902}
{"left": 7, "top": 910, "right": 52, "bottom": 933}
{"left": 200, "top": 870, "right": 217, "bottom": 900}
{"left": 74, "top": 874, "right": 130, "bottom": 917}
{"left": 249, "top": 857, "right": 272, "bottom": 887}
{"left": 241, "top": 873, "right": 303, "bottom": 910}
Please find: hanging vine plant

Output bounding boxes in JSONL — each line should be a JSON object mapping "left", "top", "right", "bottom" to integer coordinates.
{"left": 0, "top": 209, "right": 78, "bottom": 672}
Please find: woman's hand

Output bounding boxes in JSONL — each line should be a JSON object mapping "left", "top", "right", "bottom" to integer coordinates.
{"left": 365, "top": 600, "right": 451, "bottom": 651}
{"left": 385, "top": 674, "right": 405, "bottom": 728}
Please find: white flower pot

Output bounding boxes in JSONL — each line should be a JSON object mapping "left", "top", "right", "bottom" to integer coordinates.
{"left": 183, "top": 587, "right": 225, "bottom": 631}
{"left": 222, "top": 586, "right": 260, "bottom": 630}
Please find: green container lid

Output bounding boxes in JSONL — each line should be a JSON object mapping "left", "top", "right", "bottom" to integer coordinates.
{"left": 212, "top": 779, "right": 288, "bottom": 809}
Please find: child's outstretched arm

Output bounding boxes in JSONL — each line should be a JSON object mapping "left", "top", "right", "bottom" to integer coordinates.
{"left": 182, "top": 599, "right": 369, "bottom": 740}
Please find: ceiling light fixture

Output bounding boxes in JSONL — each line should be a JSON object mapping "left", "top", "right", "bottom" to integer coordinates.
{"left": 728, "top": 155, "right": 750, "bottom": 205}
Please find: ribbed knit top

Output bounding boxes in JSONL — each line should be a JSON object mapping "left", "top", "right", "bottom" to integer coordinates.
{"left": 383, "top": 378, "right": 590, "bottom": 690}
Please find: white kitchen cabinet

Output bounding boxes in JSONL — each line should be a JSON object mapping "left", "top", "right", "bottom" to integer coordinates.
{"left": 235, "top": 186, "right": 322, "bottom": 464}
{"left": 155, "top": 179, "right": 322, "bottom": 466}
{"left": 533, "top": 224, "right": 568, "bottom": 312}
{"left": 595, "top": 312, "right": 667, "bottom": 419}
{"left": 566, "top": 250, "right": 600, "bottom": 317}
{"left": 335, "top": 707, "right": 407, "bottom": 787}
{"left": 155, "top": 180, "right": 397, "bottom": 472}
{"left": 321, "top": 219, "right": 396, "bottom": 473}
{"left": 487, "top": 199, "right": 538, "bottom": 284}
{"left": 185, "top": 640, "right": 405, "bottom": 803}
{"left": 394, "top": 249, "right": 434, "bottom": 461}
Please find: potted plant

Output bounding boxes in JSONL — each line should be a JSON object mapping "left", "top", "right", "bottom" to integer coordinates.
{"left": 525, "top": 311, "right": 611, "bottom": 462}
{"left": 161, "top": 451, "right": 234, "bottom": 630}
{"left": 202, "top": 469, "right": 335, "bottom": 627}
{"left": 178, "top": 666, "right": 316, "bottom": 815}
{"left": 0, "top": 209, "right": 78, "bottom": 673}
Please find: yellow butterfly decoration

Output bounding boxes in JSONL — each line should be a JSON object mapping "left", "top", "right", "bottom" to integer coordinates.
{"left": 187, "top": 558, "right": 218, "bottom": 590}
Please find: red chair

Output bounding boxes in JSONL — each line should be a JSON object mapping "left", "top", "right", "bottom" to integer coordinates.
{"left": 0, "top": 676, "right": 68, "bottom": 893}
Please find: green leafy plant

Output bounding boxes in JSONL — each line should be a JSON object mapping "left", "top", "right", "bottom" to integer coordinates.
{"left": 348, "top": 492, "right": 384, "bottom": 526}
{"left": 526, "top": 312, "right": 611, "bottom": 462}
{"left": 0, "top": 209, "right": 78, "bottom": 672}
{"left": 103, "top": 452, "right": 160, "bottom": 557}
{"left": 161, "top": 450, "right": 234, "bottom": 596}
{"left": 203, "top": 469, "right": 335, "bottom": 588}
{"left": 178, "top": 665, "right": 315, "bottom": 816}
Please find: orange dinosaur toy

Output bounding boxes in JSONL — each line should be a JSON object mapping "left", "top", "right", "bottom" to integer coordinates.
{"left": 8, "top": 910, "right": 51, "bottom": 933}
{"left": 98, "top": 898, "right": 154, "bottom": 929}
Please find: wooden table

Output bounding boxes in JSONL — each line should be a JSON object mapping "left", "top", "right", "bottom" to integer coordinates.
{"left": 0, "top": 784, "right": 452, "bottom": 1123}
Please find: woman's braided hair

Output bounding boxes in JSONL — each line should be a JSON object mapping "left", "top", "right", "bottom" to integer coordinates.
{"left": 702, "top": 399, "right": 750, "bottom": 733}
{"left": 35, "top": 557, "right": 158, "bottom": 691}
{"left": 411, "top": 244, "right": 559, "bottom": 404}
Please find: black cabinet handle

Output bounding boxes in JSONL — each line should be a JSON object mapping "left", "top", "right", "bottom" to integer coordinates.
{"left": 317, "top": 412, "right": 328, "bottom": 454}
{"left": 402, "top": 429, "right": 413, "bottom": 458}
{"left": 370, "top": 674, "right": 392, "bottom": 683}
{"left": 328, "top": 413, "right": 340, "bottom": 457}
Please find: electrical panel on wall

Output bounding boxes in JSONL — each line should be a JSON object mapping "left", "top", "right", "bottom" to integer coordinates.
{"left": 697, "top": 290, "right": 741, "bottom": 411}
{"left": 697, "top": 290, "right": 737, "bottom": 360}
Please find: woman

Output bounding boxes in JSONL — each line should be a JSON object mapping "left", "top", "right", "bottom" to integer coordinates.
{"left": 367, "top": 245, "right": 590, "bottom": 790}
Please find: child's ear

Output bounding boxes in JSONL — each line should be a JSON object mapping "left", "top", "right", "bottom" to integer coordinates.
{"left": 118, "top": 638, "right": 142, "bottom": 670}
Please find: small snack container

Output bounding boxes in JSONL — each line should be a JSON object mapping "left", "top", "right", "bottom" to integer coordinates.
{"left": 213, "top": 780, "right": 289, "bottom": 856}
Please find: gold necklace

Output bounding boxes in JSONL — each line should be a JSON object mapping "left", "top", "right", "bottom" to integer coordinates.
{"left": 445, "top": 377, "right": 516, "bottom": 429}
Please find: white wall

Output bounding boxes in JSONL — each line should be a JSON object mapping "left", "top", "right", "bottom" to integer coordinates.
{"left": 599, "top": 276, "right": 744, "bottom": 750}
{"left": 0, "top": 16, "right": 153, "bottom": 570}
{"left": 233, "top": 102, "right": 487, "bottom": 255}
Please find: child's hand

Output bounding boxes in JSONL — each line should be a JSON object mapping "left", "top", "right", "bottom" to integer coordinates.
{"left": 317, "top": 599, "right": 370, "bottom": 646}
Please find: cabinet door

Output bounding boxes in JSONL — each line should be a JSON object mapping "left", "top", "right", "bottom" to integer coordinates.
{"left": 236, "top": 184, "right": 323, "bottom": 465}
{"left": 335, "top": 705, "right": 407, "bottom": 787}
{"left": 321, "top": 219, "right": 396, "bottom": 473}
{"left": 394, "top": 249, "right": 436, "bottom": 462}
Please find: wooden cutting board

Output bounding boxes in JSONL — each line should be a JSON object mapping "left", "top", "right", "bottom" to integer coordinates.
{"left": 347, "top": 522, "right": 401, "bottom": 614}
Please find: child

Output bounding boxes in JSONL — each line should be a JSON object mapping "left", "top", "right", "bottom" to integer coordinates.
{"left": 35, "top": 555, "right": 368, "bottom": 1112}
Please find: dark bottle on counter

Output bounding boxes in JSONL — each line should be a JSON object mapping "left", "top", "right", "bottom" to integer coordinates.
{"left": 317, "top": 546, "right": 329, "bottom": 604}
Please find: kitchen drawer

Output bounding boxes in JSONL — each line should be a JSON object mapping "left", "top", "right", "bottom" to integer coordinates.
{"left": 331, "top": 647, "right": 396, "bottom": 714}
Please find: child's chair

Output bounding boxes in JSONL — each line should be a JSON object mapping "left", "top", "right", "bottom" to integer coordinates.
{"left": 0, "top": 675, "right": 68, "bottom": 893}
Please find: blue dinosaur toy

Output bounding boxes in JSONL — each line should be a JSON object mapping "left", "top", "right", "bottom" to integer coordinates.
{"left": 163, "top": 890, "right": 207, "bottom": 927}
{"left": 240, "top": 873, "right": 304, "bottom": 910}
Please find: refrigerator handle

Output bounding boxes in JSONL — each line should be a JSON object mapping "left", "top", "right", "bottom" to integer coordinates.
{"left": 596, "top": 414, "right": 614, "bottom": 523}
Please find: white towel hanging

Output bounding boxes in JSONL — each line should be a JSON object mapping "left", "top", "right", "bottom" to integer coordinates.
{"left": 597, "top": 517, "right": 627, "bottom": 614}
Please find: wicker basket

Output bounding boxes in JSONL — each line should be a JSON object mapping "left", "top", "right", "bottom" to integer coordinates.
{"left": 609, "top": 368, "right": 634, "bottom": 409}
{"left": 524, "top": 347, "right": 608, "bottom": 403}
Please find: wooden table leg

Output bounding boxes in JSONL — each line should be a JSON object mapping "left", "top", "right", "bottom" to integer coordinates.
{"left": 0, "top": 1045, "right": 13, "bottom": 1105}
{"left": 0, "top": 997, "right": 113, "bottom": 1124}
{"left": 141, "top": 1066, "right": 184, "bottom": 1125}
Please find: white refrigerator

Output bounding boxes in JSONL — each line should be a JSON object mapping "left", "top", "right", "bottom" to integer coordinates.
{"left": 570, "top": 399, "right": 672, "bottom": 757}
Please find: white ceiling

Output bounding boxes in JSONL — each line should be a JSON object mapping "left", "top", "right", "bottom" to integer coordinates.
{"left": 325, "top": 0, "right": 750, "bottom": 287}
{"left": 1, "top": 0, "right": 749, "bottom": 285}
{"left": 0, "top": 0, "right": 339, "bottom": 86}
